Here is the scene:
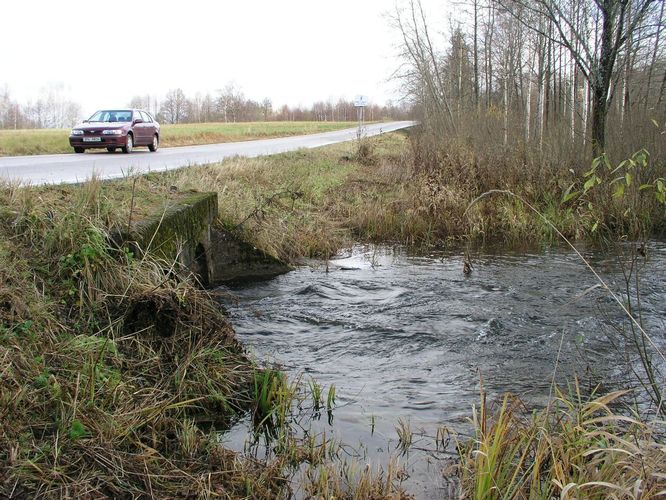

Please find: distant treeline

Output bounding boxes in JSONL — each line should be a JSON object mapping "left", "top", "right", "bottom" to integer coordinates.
{"left": 0, "top": 84, "right": 81, "bottom": 130}
{"left": 0, "top": 82, "right": 413, "bottom": 129}
{"left": 132, "top": 84, "right": 413, "bottom": 125}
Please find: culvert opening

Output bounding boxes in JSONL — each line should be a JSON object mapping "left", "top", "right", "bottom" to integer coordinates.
{"left": 192, "top": 243, "right": 210, "bottom": 287}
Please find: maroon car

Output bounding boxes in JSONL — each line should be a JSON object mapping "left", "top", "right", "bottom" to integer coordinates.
{"left": 69, "top": 109, "right": 160, "bottom": 154}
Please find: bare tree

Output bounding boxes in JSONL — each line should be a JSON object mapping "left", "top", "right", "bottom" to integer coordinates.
{"left": 160, "top": 88, "right": 188, "bottom": 124}
{"left": 392, "top": 0, "right": 458, "bottom": 133}
{"left": 129, "top": 95, "right": 153, "bottom": 111}
{"left": 24, "top": 83, "right": 82, "bottom": 128}
{"left": 217, "top": 83, "right": 245, "bottom": 123}
{"left": 261, "top": 98, "right": 273, "bottom": 121}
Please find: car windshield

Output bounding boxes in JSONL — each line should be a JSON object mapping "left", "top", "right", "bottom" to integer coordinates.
{"left": 87, "top": 110, "right": 133, "bottom": 123}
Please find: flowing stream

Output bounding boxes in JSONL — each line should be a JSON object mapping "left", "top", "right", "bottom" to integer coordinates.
{"left": 218, "top": 243, "right": 665, "bottom": 498}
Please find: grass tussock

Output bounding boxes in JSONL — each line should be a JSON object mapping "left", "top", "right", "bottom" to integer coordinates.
{"left": 299, "top": 457, "right": 412, "bottom": 499}
{"left": 458, "top": 384, "right": 666, "bottom": 499}
{"left": 0, "top": 121, "right": 360, "bottom": 156}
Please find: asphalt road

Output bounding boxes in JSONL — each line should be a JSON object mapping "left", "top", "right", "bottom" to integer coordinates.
{"left": 0, "top": 121, "right": 416, "bottom": 186}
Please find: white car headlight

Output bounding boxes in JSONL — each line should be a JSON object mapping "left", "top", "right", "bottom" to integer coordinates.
{"left": 102, "top": 129, "right": 123, "bottom": 135}
{"left": 71, "top": 129, "right": 83, "bottom": 135}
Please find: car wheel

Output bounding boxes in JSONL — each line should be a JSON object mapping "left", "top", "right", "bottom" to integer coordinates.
{"left": 148, "top": 134, "right": 159, "bottom": 152}
{"left": 107, "top": 147, "right": 116, "bottom": 153}
{"left": 74, "top": 147, "right": 84, "bottom": 154}
{"left": 122, "top": 134, "right": 133, "bottom": 154}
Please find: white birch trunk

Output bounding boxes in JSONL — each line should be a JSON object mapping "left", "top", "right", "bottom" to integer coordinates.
{"left": 504, "top": 69, "right": 509, "bottom": 146}
{"left": 537, "top": 57, "right": 545, "bottom": 154}
{"left": 458, "top": 41, "right": 463, "bottom": 117}
{"left": 582, "top": 78, "right": 589, "bottom": 148}
{"left": 525, "top": 72, "right": 532, "bottom": 143}
{"left": 570, "top": 52, "right": 576, "bottom": 140}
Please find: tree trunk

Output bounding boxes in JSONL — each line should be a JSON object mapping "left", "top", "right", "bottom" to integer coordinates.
{"left": 525, "top": 71, "right": 532, "bottom": 143}
{"left": 504, "top": 57, "right": 509, "bottom": 146}
{"left": 582, "top": 78, "right": 590, "bottom": 148}
{"left": 473, "top": 0, "right": 480, "bottom": 111}
{"left": 486, "top": 3, "right": 495, "bottom": 110}
{"left": 591, "top": 84, "right": 608, "bottom": 156}
{"left": 646, "top": 0, "right": 664, "bottom": 109}
{"left": 544, "top": 19, "right": 553, "bottom": 128}
{"left": 658, "top": 68, "right": 666, "bottom": 105}
{"left": 620, "top": 1, "right": 632, "bottom": 130}
{"left": 537, "top": 42, "right": 545, "bottom": 154}
{"left": 458, "top": 39, "right": 463, "bottom": 117}
{"left": 570, "top": 50, "right": 576, "bottom": 139}
{"left": 591, "top": 0, "right": 625, "bottom": 156}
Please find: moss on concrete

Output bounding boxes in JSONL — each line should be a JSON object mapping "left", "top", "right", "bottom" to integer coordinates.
{"left": 129, "top": 192, "right": 218, "bottom": 263}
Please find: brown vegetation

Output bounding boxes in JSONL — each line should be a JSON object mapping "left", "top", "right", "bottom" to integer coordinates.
{"left": 120, "top": 130, "right": 664, "bottom": 266}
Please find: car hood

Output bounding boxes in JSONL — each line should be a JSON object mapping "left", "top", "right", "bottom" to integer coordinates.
{"left": 74, "top": 122, "right": 129, "bottom": 131}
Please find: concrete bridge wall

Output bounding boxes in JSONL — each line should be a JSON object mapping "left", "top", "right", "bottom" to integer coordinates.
{"left": 120, "top": 192, "right": 289, "bottom": 286}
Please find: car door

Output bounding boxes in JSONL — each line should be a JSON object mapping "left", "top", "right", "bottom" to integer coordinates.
{"left": 131, "top": 110, "right": 146, "bottom": 145}
{"left": 140, "top": 111, "right": 156, "bottom": 144}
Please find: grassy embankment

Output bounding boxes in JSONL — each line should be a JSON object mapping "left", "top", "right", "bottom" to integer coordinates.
{"left": 122, "top": 129, "right": 666, "bottom": 262}
{"left": 2, "top": 128, "right": 664, "bottom": 496}
{"left": 0, "top": 121, "right": 360, "bottom": 156}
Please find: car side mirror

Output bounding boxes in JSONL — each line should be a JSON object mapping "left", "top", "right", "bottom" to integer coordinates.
{"left": 133, "top": 118, "right": 144, "bottom": 124}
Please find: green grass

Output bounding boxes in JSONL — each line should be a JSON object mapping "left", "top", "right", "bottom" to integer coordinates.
{"left": 0, "top": 121, "right": 361, "bottom": 156}
{"left": 0, "top": 128, "right": 68, "bottom": 156}
{"left": 160, "top": 121, "right": 362, "bottom": 148}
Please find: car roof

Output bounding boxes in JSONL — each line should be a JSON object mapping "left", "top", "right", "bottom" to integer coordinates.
{"left": 93, "top": 108, "right": 152, "bottom": 115}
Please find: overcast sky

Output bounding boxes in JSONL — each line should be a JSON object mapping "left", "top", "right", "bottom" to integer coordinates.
{"left": 1, "top": 0, "right": 453, "bottom": 115}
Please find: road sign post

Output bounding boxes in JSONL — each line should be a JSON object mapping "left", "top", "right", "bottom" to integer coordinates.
{"left": 353, "top": 95, "right": 369, "bottom": 140}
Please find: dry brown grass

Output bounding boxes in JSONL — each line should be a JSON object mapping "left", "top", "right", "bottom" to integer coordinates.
{"left": 458, "top": 385, "right": 666, "bottom": 499}
{"left": 67, "top": 127, "right": 661, "bottom": 269}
